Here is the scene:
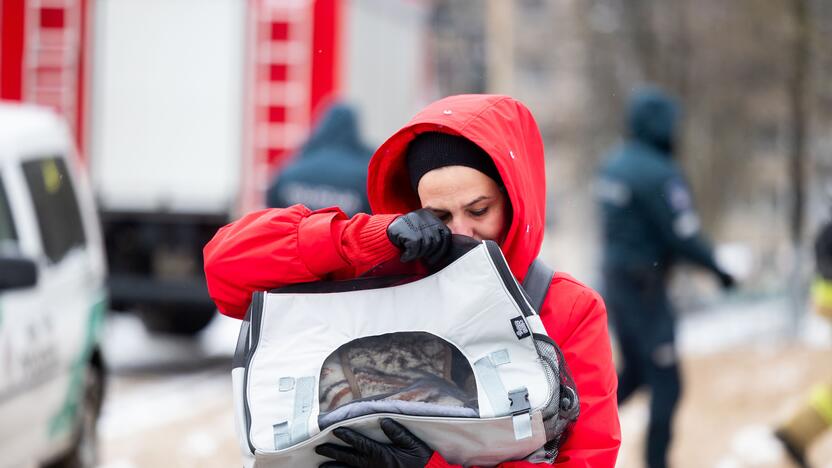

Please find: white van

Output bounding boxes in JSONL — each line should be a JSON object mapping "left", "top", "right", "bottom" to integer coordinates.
{"left": 0, "top": 102, "right": 107, "bottom": 468}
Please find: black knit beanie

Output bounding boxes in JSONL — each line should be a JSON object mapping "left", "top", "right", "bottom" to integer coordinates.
{"left": 406, "top": 132, "right": 502, "bottom": 191}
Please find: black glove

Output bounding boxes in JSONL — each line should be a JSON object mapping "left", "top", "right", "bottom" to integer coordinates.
{"left": 316, "top": 418, "right": 435, "bottom": 468}
{"left": 387, "top": 209, "right": 452, "bottom": 264}
{"left": 717, "top": 270, "right": 736, "bottom": 290}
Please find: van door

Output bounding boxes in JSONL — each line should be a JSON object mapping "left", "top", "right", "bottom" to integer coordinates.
{"left": 21, "top": 153, "right": 97, "bottom": 418}
{"left": 0, "top": 168, "right": 55, "bottom": 465}
{"left": 3, "top": 156, "right": 97, "bottom": 462}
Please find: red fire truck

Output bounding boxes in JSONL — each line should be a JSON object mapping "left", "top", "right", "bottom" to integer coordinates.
{"left": 1, "top": 0, "right": 428, "bottom": 335}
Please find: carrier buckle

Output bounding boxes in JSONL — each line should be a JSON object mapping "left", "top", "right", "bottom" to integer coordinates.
{"left": 508, "top": 388, "right": 532, "bottom": 440}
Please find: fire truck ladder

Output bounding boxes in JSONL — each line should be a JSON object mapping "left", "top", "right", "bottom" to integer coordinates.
{"left": 245, "top": 0, "right": 314, "bottom": 211}
{"left": 23, "top": 0, "right": 82, "bottom": 132}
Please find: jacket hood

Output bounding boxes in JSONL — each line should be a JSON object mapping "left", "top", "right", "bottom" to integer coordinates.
{"left": 627, "top": 87, "right": 679, "bottom": 155}
{"left": 367, "top": 94, "right": 546, "bottom": 282}
{"left": 300, "top": 102, "right": 369, "bottom": 157}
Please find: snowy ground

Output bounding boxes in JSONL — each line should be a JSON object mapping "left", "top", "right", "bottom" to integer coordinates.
{"left": 97, "top": 294, "right": 832, "bottom": 468}
{"left": 97, "top": 313, "right": 241, "bottom": 468}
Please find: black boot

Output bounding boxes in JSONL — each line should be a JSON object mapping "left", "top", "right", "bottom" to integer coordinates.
{"left": 774, "top": 428, "right": 810, "bottom": 468}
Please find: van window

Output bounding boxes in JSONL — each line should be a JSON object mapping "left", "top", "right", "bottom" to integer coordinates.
{"left": 22, "top": 157, "right": 86, "bottom": 263}
{"left": 0, "top": 175, "right": 18, "bottom": 244}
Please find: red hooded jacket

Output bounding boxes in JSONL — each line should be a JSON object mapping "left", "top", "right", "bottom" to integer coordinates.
{"left": 204, "top": 95, "right": 621, "bottom": 467}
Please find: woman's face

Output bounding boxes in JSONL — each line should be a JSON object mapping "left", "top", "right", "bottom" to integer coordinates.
{"left": 417, "top": 165, "right": 510, "bottom": 242}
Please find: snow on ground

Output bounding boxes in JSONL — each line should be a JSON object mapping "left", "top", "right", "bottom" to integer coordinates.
{"left": 98, "top": 312, "right": 241, "bottom": 468}
{"left": 678, "top": 291, "right": 832, "bottom": 356}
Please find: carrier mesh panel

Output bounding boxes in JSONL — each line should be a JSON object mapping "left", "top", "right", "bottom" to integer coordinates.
{"left": 318, "top": 332, "right": 478, "bottom": 427}
{"left": 533, "top": 335, "right": 580, "bottom": 462}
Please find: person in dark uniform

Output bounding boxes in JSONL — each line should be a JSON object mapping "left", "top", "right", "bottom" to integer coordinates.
{"left": 595, "top": 86, "right": 735, "bottom": 468}
{"left": 267, "top": 102, "right": 373, "bottom": 215}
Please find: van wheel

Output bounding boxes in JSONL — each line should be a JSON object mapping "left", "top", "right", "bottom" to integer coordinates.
{"left": 45, "top": 364, "right": 104, "bottom": 468}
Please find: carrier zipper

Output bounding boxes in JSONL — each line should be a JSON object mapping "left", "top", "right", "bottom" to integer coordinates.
{"left": 254, "top": 411, "right": 537, "bottom": 455}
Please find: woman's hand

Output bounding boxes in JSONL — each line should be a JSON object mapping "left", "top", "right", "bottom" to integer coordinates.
{"left": 387, "top": 209, "right": 452, "bottom": 264}
{"left": 316, "top": 418, "right": 436, "bottom": 468}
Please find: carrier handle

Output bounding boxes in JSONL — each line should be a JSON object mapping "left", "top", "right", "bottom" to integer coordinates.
{"left": 358, "top": 234, "right": 482, "bottom": 278}
{"left": 232, "top": 310, "right": 251, "bottom": 369}
{"left": 430, "top": 235, "right": 482, "bottom": 270}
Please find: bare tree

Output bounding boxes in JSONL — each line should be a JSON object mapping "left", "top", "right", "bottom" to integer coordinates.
{"left": 789, "top": 0, "right": 811, "bottom": 246}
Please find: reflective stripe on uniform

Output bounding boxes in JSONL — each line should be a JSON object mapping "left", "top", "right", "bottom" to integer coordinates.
{"left": 811, "top": 278, "right": 832, "bottom": 316}
{"left": 672, "top": 211, "right": 700, "bottom": 238}
{"left": 808, "top": 383, "right": 832, "bottom": 427}
{"left": 595, "top": 178, "right": 631, "bottom": 206}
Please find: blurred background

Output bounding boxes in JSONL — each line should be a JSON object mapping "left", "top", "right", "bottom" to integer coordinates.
{"left": 1, "top": 0, "right": 832, "bottom": 467}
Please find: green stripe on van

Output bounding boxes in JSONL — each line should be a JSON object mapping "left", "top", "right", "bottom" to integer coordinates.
{"left": 49, "top": 291, "right": 107, "bottom": 438}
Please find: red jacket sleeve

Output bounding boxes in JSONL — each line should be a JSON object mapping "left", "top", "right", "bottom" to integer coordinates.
{"left": 203, "top": 205, "right": 400, "bottom": 319}
{"left": 425, "top": 274, "right": 621, "bottom": 468}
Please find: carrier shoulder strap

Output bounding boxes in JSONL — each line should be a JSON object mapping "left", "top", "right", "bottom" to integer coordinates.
{"left": 522, "top": 258, "right": 554, "bottom": 313}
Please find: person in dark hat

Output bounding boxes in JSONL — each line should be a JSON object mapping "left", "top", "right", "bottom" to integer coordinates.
{"left": 205, "top": 95, "right": 620, "bottom": 467}
{"left": 267, "top": 102, "right": 373, "bottom": 216}
{"left": 596, "top": 86, "right": 735, "bottom": 468}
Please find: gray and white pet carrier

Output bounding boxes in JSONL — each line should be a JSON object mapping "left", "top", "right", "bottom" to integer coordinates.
{"left": 231, "top": 238, "right": 579, "bottom": 467}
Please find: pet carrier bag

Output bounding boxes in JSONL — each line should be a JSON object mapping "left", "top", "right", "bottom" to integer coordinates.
{"left": 231, "top": 238, "right": 579, "bottom": 467}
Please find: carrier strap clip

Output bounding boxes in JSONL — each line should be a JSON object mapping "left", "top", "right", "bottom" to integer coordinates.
{"left": 291, "top": 376, "right": 316, "bottom": 444}
{"left": 509, "top": 387, "right": 532, "bottom": 440}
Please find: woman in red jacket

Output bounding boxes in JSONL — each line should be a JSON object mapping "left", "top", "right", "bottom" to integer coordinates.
{"left": 204, "top": 94, "right": 620, "bottom": 467}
